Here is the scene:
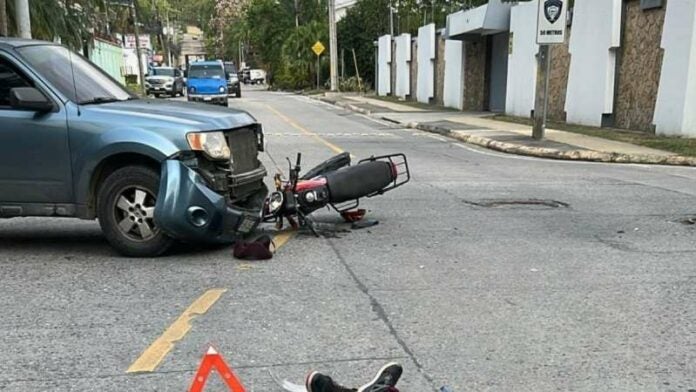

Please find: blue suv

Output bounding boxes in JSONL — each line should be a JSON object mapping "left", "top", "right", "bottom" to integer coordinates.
{"left": 186, "top": 60, "right": 229, "bottom": 107}
{"left": 0, "top": 39, "right": 267, "bottom": 257}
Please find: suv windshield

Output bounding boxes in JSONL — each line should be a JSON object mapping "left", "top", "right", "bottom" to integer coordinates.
{"left": 152, "top": 67, "right": 175, "bottom": 77}
{"left": 17, "top": 45, "right": 133, "bottom": 105}
{"left": 224, "top": 63, "right": 237, "bottom": 76}
{"left": 189, "top": 64, "right": 224, "bottom": 79}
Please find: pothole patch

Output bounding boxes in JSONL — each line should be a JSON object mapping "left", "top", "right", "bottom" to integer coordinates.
{"left": 463, "top": 199, "right": 570, "bottom": 209}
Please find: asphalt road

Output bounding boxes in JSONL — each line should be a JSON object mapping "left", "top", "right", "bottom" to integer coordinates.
{"left": 1, "top": 87, "right": 695, "bottom": 391}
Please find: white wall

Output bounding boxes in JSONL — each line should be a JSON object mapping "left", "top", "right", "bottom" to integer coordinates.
{"left": 377, "top": 35, "right": 392, "bottom": 96}
{"left": 443, "top": 40, "right": 464, "bottom": 110}
{"left": 654, "top": 0, "right": 696, "bottom": 137}
{"left": 505, "top": 1, "right": 538, "bottom": 118}
{"left": 394, "top": 33, "right": 412, "bottom": 99}
{"left": 417, "top": 24, "right": 436, "bottom": 104}
{"left": 565, "top": 0, "right": 622, "bottom": 127}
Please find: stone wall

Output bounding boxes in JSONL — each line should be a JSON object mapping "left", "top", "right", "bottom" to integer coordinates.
{"left": 463, "top": 37, "right": 488, "bottom": 111}
{"left": 547, "top": 26, "right": 572, "bottom": 122}
{"left": 434, "top": 33, "right": 446, "bottom": 106}
{"left": 613, "top": 0, "right": 666, "bottom": 132}
{"left": 410, "top": 39, "right": 418, "bottom": 101}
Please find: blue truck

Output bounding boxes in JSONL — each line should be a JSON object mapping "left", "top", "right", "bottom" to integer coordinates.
{"left": 186, "top": 60, "right": 229, "bottom": 107}
{"left": 0, "top": 38, "right": 267, "bottom": 257}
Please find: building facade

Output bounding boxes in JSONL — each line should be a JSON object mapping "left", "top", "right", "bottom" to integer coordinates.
{"left": 376, "top": 0, "right": 696, "bottom": 137}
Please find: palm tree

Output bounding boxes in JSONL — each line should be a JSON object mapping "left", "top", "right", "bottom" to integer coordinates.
{"left": 5, "top": 0, "right": 106, "bottom": 49}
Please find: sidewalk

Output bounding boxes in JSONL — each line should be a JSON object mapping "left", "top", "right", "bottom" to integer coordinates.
{"left": 316, "top": 94, "right": 696, "bottom": 166}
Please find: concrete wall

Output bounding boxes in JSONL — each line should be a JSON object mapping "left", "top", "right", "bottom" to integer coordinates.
{"left": 377, "top": 35, "right": 392, "bottom": 96}
{"left": 614, "top": 0, "right": 666, "bottom": 132}
{"left": 505, "top": 1, "right": 538, "bottom": 118}
{"left": 565, "top": 0, "right": 622, "bottom": 127}
{"left": 90, "top": 39, "right": 125, "bottom": 84}
{"left": 394, "top": 33, "right": 412, "bottom": 99}
{"left": 443, "top": 40, "right": 464, "bottom": 110}
{"left": 417, "top": 24, "right": 436, "bottom": 104}
{"left": 654, "top": 0, "right": 696, "bottom": 137}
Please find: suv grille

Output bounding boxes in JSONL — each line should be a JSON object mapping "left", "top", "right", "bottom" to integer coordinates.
{"left": 227, "top": 128, "right": 260, "bottom": 174}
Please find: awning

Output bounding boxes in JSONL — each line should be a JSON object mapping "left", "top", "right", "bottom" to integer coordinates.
{"left": 446, "top": 0, "right": 512, "bottom": 38}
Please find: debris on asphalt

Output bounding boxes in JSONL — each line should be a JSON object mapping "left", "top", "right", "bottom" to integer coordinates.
{"left": 351, "top": 219, "right": 379, "bottom": 230}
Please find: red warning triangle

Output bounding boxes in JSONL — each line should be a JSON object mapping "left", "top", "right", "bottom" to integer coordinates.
{"left": 189, "top": 346, "right": 246, "bottom": 392}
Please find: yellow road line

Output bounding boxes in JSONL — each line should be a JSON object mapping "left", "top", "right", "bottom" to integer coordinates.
{"left": 126, "top": 288, "right": 227, "bottom": 373}
{"left": 273, "top": 230, "right": 297, "bottom": 250}
{"left": 262, "top": 103, "right": 346, "bottom": 155}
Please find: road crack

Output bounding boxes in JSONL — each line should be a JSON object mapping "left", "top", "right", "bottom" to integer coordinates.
{"left": 325, "top": 238, "right": 439, "bottom": 392}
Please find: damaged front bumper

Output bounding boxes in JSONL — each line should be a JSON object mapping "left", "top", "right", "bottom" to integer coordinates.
{"left": 154, "top": 160, "right": 266, "bottom": 243}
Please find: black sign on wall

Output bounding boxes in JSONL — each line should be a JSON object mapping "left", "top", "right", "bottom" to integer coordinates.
{"left": 640, "top": 0, "right": 663, "bottom": 10}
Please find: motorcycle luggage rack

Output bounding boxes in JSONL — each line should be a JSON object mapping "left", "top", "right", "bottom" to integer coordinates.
{"left": 359, "top": 153, "right": 411, "bottom": 197}
{"left": 330, "top": 199, "right": 360, "bottom": 213}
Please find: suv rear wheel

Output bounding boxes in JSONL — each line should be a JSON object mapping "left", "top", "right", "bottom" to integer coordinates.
{"left": 97, "top": 165, "right": 174, "bottom": 257}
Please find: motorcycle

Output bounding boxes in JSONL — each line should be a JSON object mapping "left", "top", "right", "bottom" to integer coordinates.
{"left": 262, "top": 152, "right": 410, "bottom": 234}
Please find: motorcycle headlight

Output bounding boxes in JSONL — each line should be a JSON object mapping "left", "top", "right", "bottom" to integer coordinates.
{"left": 267, "top": 191, "right": 284, "bottom": 214}
{"left": 219, "top": 86, "right": 226, "bottom": 93}
{"left": 186, "top": 131, "right": 230, "bottom": 161}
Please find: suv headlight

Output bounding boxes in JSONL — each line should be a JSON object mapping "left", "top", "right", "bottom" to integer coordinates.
{"left": 186, "top": 132, "right": 230, "bottom": 160}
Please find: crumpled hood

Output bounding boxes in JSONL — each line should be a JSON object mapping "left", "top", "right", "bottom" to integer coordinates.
{"left": 84, "top": 99, "right": 256, "bottom": 133}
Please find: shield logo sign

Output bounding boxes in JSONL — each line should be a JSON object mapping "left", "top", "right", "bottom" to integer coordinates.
{"left": 544, "top": 0, "right": 563, "bottom": 24}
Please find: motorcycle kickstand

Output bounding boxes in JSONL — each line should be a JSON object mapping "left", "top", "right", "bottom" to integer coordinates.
{"left": 298, "top": 212, "right": 320, "bottom": 237}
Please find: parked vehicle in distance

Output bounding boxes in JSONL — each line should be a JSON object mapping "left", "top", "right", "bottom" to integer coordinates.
{"left": 0, "top": 38, "right": 268, "bottom": 257}
{"left": 224, "top": 62, "right": 242, "bottom": 98}
{"left": 187, "top": 60, "right": 229, "bottom": 107}
{"left": 241, "top": 67, "right": 251, "bottom": 84}
{"left": 145, "top": 66, "right": 185, "bottom": 98}
{"left": 249, "top": 69, "right": 266, "bottom": 85}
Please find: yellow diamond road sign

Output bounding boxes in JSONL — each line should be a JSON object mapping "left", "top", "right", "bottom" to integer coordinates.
{"left": 312, "top": 41, "right": 326, "bottom": 56}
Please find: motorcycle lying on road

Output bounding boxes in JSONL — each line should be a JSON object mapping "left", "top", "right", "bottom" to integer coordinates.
{"left": 262, "top": 152, "right": 410, "bottom": 234}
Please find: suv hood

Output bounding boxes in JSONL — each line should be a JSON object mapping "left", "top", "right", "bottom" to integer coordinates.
{"left": 84, "top": 99, "right": 256, "bottom": 132}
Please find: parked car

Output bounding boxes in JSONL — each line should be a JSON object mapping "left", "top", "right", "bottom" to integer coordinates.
{"left": 187, "top": 60, "right": 229, "bottom": 106}
{"left": 249, "top": 69, "right": 266, "bottom": 85}
{"left": 0, "top": 38, "right": 268, "bottom": 257}
{"left": 224, "top": 62, "right": 242, "bottom": 98}
{"left": 145, "top": 66, "right": 185, "bottom": 98}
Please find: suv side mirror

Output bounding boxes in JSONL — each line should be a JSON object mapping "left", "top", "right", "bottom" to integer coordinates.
{"left": 10, "top": 87, "right": 54, "bottom": 112}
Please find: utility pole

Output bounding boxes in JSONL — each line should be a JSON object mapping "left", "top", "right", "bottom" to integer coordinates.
{"left": 0, "top": 0, "right": 8, "bottom": 37}
{"left": 15, "top": 0, "right": 31, "bottom": 38}
{"left": 131, "top": 0, "right": 146, "bottom": 95}
{"left": 294, "top": 0, "right": 299, "bottom": 28}
{"left": 328, "top": 0, "right": 338, "bottom": 91}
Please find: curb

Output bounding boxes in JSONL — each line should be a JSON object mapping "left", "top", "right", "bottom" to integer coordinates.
{"left": 310, "top": 95, "right": 696, "bottom": 167}
{"left": 410, "top": 122, "right": 696, "bottom": 167}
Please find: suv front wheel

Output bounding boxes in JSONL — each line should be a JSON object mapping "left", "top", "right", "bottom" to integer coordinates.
{"left": 97, "top": 165, "right": 174, "bottom": 257}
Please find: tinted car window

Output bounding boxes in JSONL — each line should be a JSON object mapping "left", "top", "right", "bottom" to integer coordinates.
{"left": 189, "top": 64, "right": 224, "bottom": 79}
{"left": 152, "top": 68, "right": 175, "bottom": 77}
{"left": 17, "top": 45, "right": 132, "bottom": 104}
{"left": 0, "top": 57, "right": 33, "bottom": 107}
